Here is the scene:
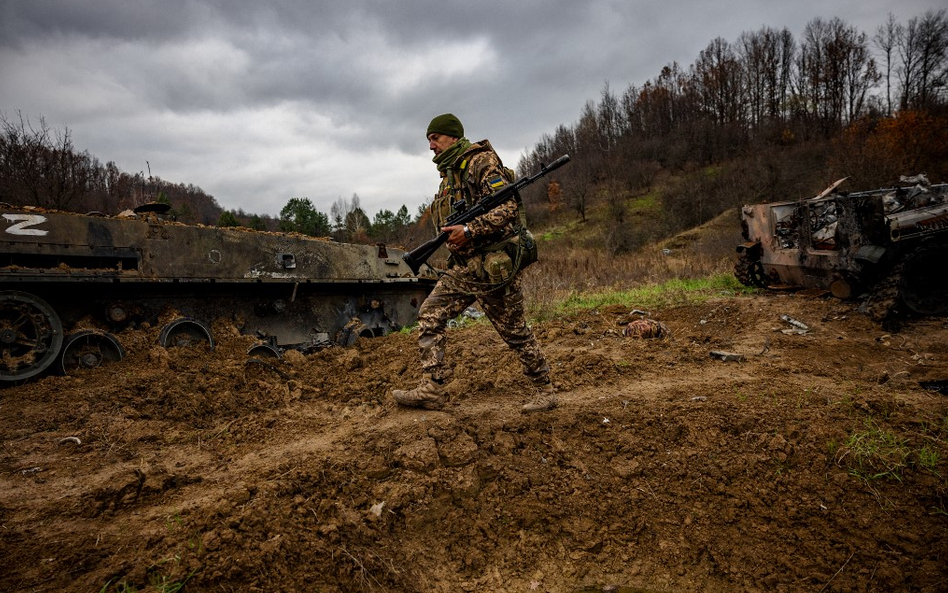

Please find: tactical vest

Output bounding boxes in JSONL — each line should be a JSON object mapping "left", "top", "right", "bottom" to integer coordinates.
{"left": 430, "top": 141, "right": 522, "bottom": 242}
{"left": 429, "top": 142, "right": 539, "bottom": 278}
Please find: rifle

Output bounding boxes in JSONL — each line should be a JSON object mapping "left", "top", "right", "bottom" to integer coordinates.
{"left": 403, "top": 154, "right": 570, "bottom": 274}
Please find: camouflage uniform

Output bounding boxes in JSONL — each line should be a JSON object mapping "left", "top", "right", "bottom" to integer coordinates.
{"left": 419, "top": 140, "right": 550, "bottom": 386}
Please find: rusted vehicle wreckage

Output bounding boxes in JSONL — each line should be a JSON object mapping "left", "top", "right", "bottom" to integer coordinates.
{"left": 0, "top": 203, "right": 436, "bottom": 383}
{"left": 736, "top": 175, "right": 948, "bottom": 323}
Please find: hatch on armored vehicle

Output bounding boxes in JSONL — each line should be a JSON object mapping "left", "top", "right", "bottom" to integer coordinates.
{"left": 735, "top": 175, "right": 948, "bottom": 322}
{"left": 0, "top": 204, "right": 436, "bottom": 383}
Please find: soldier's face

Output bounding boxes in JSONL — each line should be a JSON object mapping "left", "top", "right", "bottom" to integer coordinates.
{"left": 428, "top": 133, "right": 457, "bottom": 156}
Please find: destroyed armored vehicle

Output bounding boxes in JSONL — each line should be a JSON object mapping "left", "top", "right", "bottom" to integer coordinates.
{"left": 735, "top": 175, "right": 948, "bottom": 320}
{"left": 0, "top": 204, "right": 435, "bottom": 383}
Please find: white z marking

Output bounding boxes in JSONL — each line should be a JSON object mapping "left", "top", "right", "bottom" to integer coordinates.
{"left": 3, "top": 214, "right": 49, "bottom": 236}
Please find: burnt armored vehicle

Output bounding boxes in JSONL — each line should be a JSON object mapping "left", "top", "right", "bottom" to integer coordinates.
{"left": 735, "top": 175, "right": 948, "bottom": 321}
{"left": 0, "top": 204, "right": 436, "bottom": 383}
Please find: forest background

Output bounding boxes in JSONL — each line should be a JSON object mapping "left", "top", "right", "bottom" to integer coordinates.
{"left": 2, "top": 10, "right": 947, "bottom": 296}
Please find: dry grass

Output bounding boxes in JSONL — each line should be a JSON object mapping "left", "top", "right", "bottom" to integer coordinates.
{"left": 521, "top": 209, "right": 743, "bottom": 318}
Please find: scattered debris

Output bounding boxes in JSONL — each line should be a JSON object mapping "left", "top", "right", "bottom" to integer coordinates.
{"left": 780, "top": 315, "right": 809, "bottom": 331}
{"left": 919, "top": 380, "right": 948, "bottom": 395}
{"left": 757, "top": 338, "right": 772, "bottom": 355}
{"left": 900, "top": 173, "right": 930, "bottom": 186}
{"left": 710, "top": 350, "right": 745, "bottom": 362}
{"left": 463, "top": 306, "right": 484, "bottom": 319}
{"left": 622, "top": 319, "right": 670, "bottom": 339}
{"left": 778, "top": 314, "right": 810, "bottom": 335}
{"left": 447, "top": 306, "right": 485, "bottom": 328}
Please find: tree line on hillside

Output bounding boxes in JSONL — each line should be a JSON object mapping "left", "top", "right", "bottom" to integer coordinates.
{"left": 0, "top": 112, "right": 423, "bottom": 245}
{"left": 517, "top": 11, "right": 948, "bottom": 255}
{"left": 268, "top": 194, "right": 415, "bottom": 245}
{"left": 0, "top": 114, "right": 228, "bottom": 225}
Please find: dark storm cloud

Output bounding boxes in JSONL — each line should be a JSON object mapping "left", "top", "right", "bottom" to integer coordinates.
{"left": 0, "top": 0, "right": 198, "bottom": 44}
{"left": 1, "top": 0, "right": 945, "bottom": 217}
{"left": 0, "top": 0, "right": 658, "bottom": 152}
{"left": 4, "top": 0, "right": 610, "bottom": 143}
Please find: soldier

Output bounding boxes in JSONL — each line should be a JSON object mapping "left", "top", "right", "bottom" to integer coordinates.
{"left": 392, "top": 113, "right": 555, "bottom": 413}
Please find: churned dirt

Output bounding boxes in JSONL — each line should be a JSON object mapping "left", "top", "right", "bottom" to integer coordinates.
{"left": 1, "top": 292, "right": 947, "bottom": 593}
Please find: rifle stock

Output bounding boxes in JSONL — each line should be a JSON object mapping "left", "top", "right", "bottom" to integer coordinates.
{"left": 402, "top": 231, "right": 450, "bottom": 273}
{"left": 403, "top": 154, "right": 570, "bottom": 274}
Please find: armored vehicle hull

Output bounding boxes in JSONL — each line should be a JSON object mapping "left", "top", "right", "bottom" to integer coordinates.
{"left": 735, "top": 177, "right": 948, "bottom": 322}
{"left": 0, "top": 206, "right": 435, "bottom": 383}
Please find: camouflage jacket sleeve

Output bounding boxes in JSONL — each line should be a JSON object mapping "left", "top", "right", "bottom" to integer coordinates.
{"left": 462, "top": 147, "right": 518, "bottom": 245}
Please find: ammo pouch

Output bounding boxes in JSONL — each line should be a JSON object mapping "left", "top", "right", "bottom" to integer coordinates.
{"left": 518, "top": 228, "right": 539, "bottom": 270}
{"left": 480, "top": 227, "right": 539, "bottom": 284}
{"left": 503, "top": 228, "right": 539, "bottom": 272}
{"left": 484, "top": 251, "right": 514, "bottom": 284}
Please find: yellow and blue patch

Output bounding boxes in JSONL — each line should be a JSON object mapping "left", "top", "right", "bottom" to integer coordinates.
{"left": 488, "top": 177, "right": 506, "bottom": 189}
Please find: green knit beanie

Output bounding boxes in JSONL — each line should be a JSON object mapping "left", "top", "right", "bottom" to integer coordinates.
{"left": 426, "top": 113, "right": 464, "bottom": 139}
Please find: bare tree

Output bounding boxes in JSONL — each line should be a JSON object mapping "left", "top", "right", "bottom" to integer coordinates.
{"left": 564, "top": 155, "right": 593, "bottom": 224}
{"left": 739, "top": 27, "right": 796, "bottom": 130}
{"left": 875, "top": 13, "right": 903, "bottom": 115}
{"left": 739, "top": 29, "right": 770, "bottom": 128}
{"left": 840, "top": 28, "right": 881, "bottom": 122}
{"left": 330, "top": 193, "right": 370, "bottom": 242}
{"left": 795, "top": 17, "right": 878, "bottom": 131}
{"left": 900, "top": 10, "right": 948, "bottom": 110}
{"left": 596, "top": 82, "right": 624, "bottom": 152}
{"left": 0, "top": 113, "right": 93, "bottom": 210}
{"left": 0, "top": 112, "right": 51, "bottom": 206}
{"left": 693, "top": 37, "right": 745, "bottom": 126}
{"left": 569, "top": 105, "right": 600, "bottom": 223}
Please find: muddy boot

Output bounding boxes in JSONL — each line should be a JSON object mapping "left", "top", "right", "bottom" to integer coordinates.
{"left": 521, "top": 381, "right": 556, "bottom": 414}
{"left": 393, "top": 376, "right": 446, "bottom": 410}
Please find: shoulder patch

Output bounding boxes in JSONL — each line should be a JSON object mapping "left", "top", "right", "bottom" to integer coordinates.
{"left": 489, "top": 177, "right": 506, "bottom": 189}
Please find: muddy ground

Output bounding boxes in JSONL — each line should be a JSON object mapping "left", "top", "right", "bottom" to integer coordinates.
{"left": 1, "top": 291, "right": 947, "bottom": 593}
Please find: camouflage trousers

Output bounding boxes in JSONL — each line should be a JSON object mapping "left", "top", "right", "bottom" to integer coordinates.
{"left": 416, "top": 265, "right": 549, "bottom": 384}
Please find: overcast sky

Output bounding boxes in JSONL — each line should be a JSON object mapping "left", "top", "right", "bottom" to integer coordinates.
{"left": 0, "top": 1, "right": 943, "bottom": 219}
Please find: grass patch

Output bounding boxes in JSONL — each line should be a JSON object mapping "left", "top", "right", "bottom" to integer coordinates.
{"left": 537, "top": 217, "right": 586, "bottom": 243}
{"left": 918, "top": 445, "right": 941, "bottom": 474}
{"left": 556, "top": 273, "right": 748, "bottom": 314}
{"left": 630, "top": 189, "right": 661, "bottom": 210}
{"left": 836, "top": 418, "right": 911, "bottom": 482}
{"left": 527, "top": 272, "right": 751, "bottom": 320}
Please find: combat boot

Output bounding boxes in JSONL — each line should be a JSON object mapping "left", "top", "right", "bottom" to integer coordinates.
{"left": 521, "top": 381, "right": 556, "bottom": 414}
{"left": 393, "top": 376, "right": 446, "bottom": 410}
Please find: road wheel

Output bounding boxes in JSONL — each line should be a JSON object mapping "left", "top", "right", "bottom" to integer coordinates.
{"left": 899, "top": 244, "right": 948, "bottom": 315}
{"left": 734, "top": 253, "right": 767, "bottom": 288}
{"left": 58, "top": 329, "right": 125, "bottom": 375}
{"left": 159, "top": 317, "right": 215, "bottom": 350}
{"left": 0, "top": 291, "right": 64, "bottom": 382}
